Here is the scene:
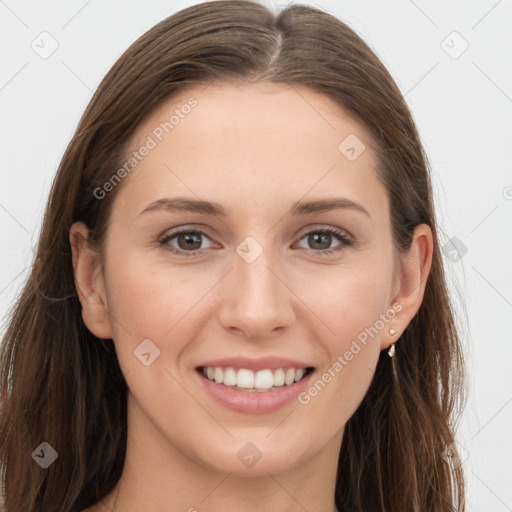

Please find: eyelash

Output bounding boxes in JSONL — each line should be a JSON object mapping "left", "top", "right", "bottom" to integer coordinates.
{"left": 158, "top": 226, "right": 354, "bottom": 257}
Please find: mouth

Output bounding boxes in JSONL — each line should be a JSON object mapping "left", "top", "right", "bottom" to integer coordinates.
{"left": 197, "top": 366, "right": 315, "bottom": 392}
{"left": 195, "top": 363, "right": 316, "bottom": 414}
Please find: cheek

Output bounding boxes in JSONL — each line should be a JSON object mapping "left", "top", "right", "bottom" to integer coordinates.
{"left": 105, "top": 247, "right": 193, "bottom": 333}
{"left": 103, "top": 250, "right": 221, "bottom": 371}
{"left": 298, "top": 261, "right": 390, "bottom": 421}
{"left": 106, "top": 262, "right": 171, "bottom": 338}
{"left": 296, "top": 274, "right": 387, "bottom": 431}
{"left": 312, "top": 260, "right": 392, "bottom": 344}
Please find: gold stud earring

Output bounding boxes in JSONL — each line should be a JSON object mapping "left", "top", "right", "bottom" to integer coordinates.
{"left": 388, "top": 328, "right": 397, "bottom": 357}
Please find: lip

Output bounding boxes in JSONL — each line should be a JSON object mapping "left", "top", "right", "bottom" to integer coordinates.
{"left": 197, "top": 356, "right": 313, "bottom": 372}
{"left": 194, "top": 366, "right": 315, "bottom": 415}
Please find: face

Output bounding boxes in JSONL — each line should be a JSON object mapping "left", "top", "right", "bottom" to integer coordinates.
{"left": 74, "top": 81, "right": 416, "bottom": 477}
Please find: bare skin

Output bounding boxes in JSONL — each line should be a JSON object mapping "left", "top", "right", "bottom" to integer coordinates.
{"left": 71, "top": 81, "right": 433, "bottom": 512}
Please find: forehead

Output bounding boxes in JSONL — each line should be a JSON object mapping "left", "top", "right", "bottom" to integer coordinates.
{"left": 135, "top": 80, "right": 370, "bottom": 155}
{"left": 111, "top": 81, "right": 387, "bottom": 225}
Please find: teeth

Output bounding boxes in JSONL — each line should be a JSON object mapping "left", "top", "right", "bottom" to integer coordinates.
{"left": 201, "top": 366, "right": 310, "bottom": 390}
{"left": 285, "top": 368, "right": 295, "bottom": 386}
{"left": 237, "top": 368, "right": 254, "bottom": 389}
{"left": 254, "top": 369, "right": 273, "bottom": 389}
{"left": 273, "top": 368, "right": 285, "bottom": 386}
{"left": 223, "top": 367, "right": 237, "bottom": 386}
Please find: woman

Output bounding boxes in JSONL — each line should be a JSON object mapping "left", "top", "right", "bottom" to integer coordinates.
{"left": 0, "top": 1, "right": 466, "bottom": 510}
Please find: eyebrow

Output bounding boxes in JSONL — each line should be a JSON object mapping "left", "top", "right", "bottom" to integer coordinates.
{"left": 138, "top": 196, "right": 371, "bottom": 218}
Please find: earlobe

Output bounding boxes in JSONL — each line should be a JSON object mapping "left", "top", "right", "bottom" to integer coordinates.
{"left": 69, "top": 221, "right": 113, "bottom": 339}
{"left": 382, "top": 223, "right": 434, "bottom": 350}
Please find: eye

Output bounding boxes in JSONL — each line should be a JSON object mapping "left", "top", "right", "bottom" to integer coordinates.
{"left": 295, "top": 226, "right": 353, "bottom": 256}
{"left": 159, "top": 229, "right": 215, "bottom": 257}
{"left": 158, "top": 226, "right": 354, "bottom": 257}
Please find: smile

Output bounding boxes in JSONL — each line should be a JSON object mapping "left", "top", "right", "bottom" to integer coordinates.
{"left": 199, "top": 366, "right": 314, "bottom": 391}
{"left": 195, "top": 364, "right": 316, "bottom": 414}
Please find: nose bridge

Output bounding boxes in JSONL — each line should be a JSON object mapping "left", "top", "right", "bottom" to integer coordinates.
{"left": 234, "top": 234, "right": 282, "bottom": 305}
{"left": 220, "top": 233, "right": 293, "bottom": 337}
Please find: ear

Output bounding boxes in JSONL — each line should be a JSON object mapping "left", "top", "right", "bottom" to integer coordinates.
{"left": 69, "top": 221, "right": 113, "bottom": 339}
{"left": 381, "top": 223, "right": 434, "bottom": 350}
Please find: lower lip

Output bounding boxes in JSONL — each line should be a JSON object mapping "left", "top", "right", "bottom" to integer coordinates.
{"left": 195, "top": 369, "right": 315, "bottom": 414}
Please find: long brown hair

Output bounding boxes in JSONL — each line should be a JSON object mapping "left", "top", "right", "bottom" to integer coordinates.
{"left": 0, "top": 1, "right": 466, "bottom": 510}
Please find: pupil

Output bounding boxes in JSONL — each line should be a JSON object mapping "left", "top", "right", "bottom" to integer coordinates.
{"left": 180, "top": 233, "right": 201, "bottom": 250}
{"left": 310, "top": 233, "right": 330, "bottom": 250}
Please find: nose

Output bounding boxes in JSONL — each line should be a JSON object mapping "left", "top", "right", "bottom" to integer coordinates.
{"left": 217, "top": 241, "right": 295, "bottom": 341}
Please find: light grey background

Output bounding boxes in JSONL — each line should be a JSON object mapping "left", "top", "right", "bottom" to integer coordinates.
{"left": 1, "top": 0, "right": 511, "bottom": 509}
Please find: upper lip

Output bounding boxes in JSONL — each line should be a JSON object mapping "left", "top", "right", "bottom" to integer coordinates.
{"left": 197, "top": 356, "right": 315, "bottom": 372}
